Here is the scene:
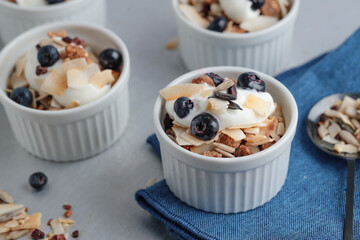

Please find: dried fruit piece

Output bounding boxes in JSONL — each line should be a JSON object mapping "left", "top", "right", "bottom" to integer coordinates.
{"left": 64, "top": 210, "right": 72, "bottom": 218}
{"left": 62, "top": 204, "right": 71, "bottom": 210}
{"left": 72, "top": 230, "right": 79, "bottom": 238}
{"left": 31, "top": 228, "right": 45, "bottom": 239}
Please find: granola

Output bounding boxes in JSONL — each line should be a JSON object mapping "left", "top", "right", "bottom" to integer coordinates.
{"left": 160, "top": 71, "right": 285, "bottom": 158}
{"left": 6, "top": 30, "right": 122, "bottom": 111}
{"left": 178, "top": 0, "right": 291, "bottom": 33}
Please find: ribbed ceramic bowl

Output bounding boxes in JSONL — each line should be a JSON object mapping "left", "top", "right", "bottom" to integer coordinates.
{"left": 0, "top": 0, "right": 106, "bottom": 44}
{"left": 172, "top": 0, "right": 299, "bottom": 76}
{"left": 154, "top": 66, "right": 298, "bottom": 213}
{"left": 0, "top": 22, "right": 130, "bottom": 162}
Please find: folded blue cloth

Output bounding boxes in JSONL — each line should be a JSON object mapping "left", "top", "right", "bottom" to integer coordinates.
{"left": 137, "top": 28, "right": 360, "bottom": 240}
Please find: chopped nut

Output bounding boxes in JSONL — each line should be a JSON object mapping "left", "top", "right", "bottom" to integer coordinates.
{"left": 192, "top": 75, "right": 215, "bottom": 87}
{"left": 72, "top": 230, "right": 79, "bottom": 238}
{"left": 62, "top": 204, "right": 72, "bottom": 210}
{"left": 203, "top": 150, "right": 222, "bottom": 158}
{"left": 64, "top": 210, "right": 72, "bottom": 218}
{"left": 235, "top": 145, "right": 252, "bottom": 157}
{"left": 47, "top": 30, "right": 67, "bottom": 38}
{"left": 31, "top": 228, "right": 45, "bottom": 239}
{"left": 65, "top": 44, "right": 87, "bottom": 60}
{"left": 166, "top": 38, "right": 178, "bottom": 50}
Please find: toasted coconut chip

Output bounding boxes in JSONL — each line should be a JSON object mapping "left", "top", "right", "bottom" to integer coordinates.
{"left": 259, "top": 119, "right": 278, "bottom": 136}
{"left": 344, "top": 106, "right": 357, "bottom": 118}
{"left": 15, "top": 56, "right": 26, "bottom": 77}
{"left": 0, "top": 213, "right": 41, "bottom": 233}
{"left": 245, "top": 134, "right": 267, "bottom": 143}
{"left": 11, "top": 212, "right": 27, "bottom": 222}
{"left": 243, "top": 127, "right": 260, "bottom": 135}
{"left": 50, "top": 98, "right": 62, "bottom": 109}
{"left": 322, "top": 135, "right": 340, "bottom": 145}
{"left": 229, "top": 122, "right": 268, "bottom": 129}
{"left": 214, "top": 148, "right": 235, "bottom": 158}
{"left": 41, "top": 58, "right": 87, "bottom": 96}
{"left": 89, "top": 69, "right": 114, "bottom": 89}
{"left": 248, "top": 146, "right": 261, "bottom": 154}
{"left": 277, "top": 122, "right": 285, "bottom": 136}
{"left": 190, "top": 143, "right": 214, "bottom": 154}
{"left": 160, "top": 83, "right": 208, "bottom": 101}
{"left": 243, "top": 93, "right": 272, "bottom": 116}
{"left": 207, "top": 98, "right": 228, "bottom": 114}
{"left": 240, "top": 16, "right": 279, "bottom": 32}
{"left": 270, "top": 131, "right": 280, "bottom": 141}
{"left": 36, "top": 94, "right": 50, "bottom": 102}
{"left": 212, "top": 142, "right": 235, "bottom": 153}
{"left": 166, "top": 38, "right": 178, "bottom": 50}
{"left": 339, "top": 96, "right": 356, "bottom": 113}
{"left": 4, "top": 220, "right": 18, "bottom": 228}
{"left": 278, "top": 0, "right": 290, "bottom": 17}
{"left": 179, "top": 4, "right": 209, "bottom": 28}
{"left": 246, "top": 137, "right": 274, "bottom": 146}
{"left": 4, "top": 229, "right": 29, "bottom": 240}
{"left": 180, "top": 132, "right": 218, "bottom": 146}
{"left": 50, "top": 219, "right": 64, "bottom": 235}
{"left": 65, "top": 101, "right": 80, "bottom": 109}
{"left": 67, "top": 69, "right": 88, "bottom": 89}
{"left": 0, "top": 204, "right": 25, "bottom": 224}
{"left": 39, "top": 38, "right": 64, "bottom": 50}
{"left": 172, "top": 125, "right": 191, "bottom": 145}
{"left": 213, "top": 78, "right": 234, "bottom": 92}
{"left": 351, "top": 119, "right": 360, "bottom": 129}
{"left": 328, "top": 120, "right": 342, "bottom": 138}
{"left": 221, "top": 128, "right": 245, "bottom": 141}
{"left": 333, "top": 142, "right": 358, "bottom": 154}
{"left": 339, "top": 130, "right": 360, "bottom": 147}
{"left": 9, "top": 73, "right": 28, "bottom": 89}
{"left": 0, "top": 190, "right": 13, "bottom": 204}
{"left": 48, "top": 30, "right": 67, "bottom": 38}
{"left": 224, "top": 20, "right": 234, "bottom": 33}
{"left": 325, "top": 110, "right": 355, "bottom": 130}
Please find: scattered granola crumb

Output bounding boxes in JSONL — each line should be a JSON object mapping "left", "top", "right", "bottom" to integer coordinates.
{"left": 63, "top": 204, "right": 72, "bottom": 210}
{"left": 31, "top": 229, "right": 45, "bottom": 239}
{"left": 203, "top": 150, "right": 222, "bottom": 158}
{"left": 72, "top": 230, "right": 79, "bottom": 238}
{"left": 166, "top": 38, "right": 178, "bottom": 50}
{"left": 192, "top": 75, "right": 215, "bottom": 87}
{"left": 64, "top": 210, "right": 72, "bottom": 218}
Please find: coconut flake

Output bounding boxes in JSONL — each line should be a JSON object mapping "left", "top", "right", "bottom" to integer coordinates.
{"left": 240, "top": 16, "right": 279, "bottom": 32}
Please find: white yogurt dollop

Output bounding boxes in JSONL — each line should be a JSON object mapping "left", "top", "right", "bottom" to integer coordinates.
{"left": 24, "top": 46, "right": 111, "bottom": 107}
{"left": 219, "top": 0, "right": 260, "bottom": 23}
{"left": 166, "top": 87, "right": 275, "bottom": 130}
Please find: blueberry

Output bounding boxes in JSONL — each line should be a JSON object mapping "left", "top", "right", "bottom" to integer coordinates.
{"left": 237, "top": 72, "right": 265, "bottom": 92}
{"left": 9, "top": 87, "right": 33, "bottom": 108}
{"left": 37, "top": 45, "right": 59, "bottom": 67}
{"left": 206, "top": 73, "right": 223, "bottom": 86}
{"left": 191, "top": 113, "right": 219, "bottom": 141}
{"left": 174, "top": 97, "right": 194, "bottom": 118}
{"left": 207, "top": 16, "right": 228, "bottom": 32}
{"left": 250, "top": 0, "right": 265, "bottom": 10}
{"left": 46, "top": 0, "right": 64, "bottom": 4}
{"left": 29, "top": 172, "right": 48, "bottom": 190}
{"left": 99, "top": 48, "right": 122, "bottom": 70}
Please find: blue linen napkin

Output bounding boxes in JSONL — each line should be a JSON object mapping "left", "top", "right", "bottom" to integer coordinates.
{"left": 136, "top": 28, "right": 360, "bottom": 240}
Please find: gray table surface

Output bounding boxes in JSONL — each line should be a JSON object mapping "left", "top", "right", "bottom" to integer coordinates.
{"left": 1, "top": 0, "right": 360, "bottom": 239}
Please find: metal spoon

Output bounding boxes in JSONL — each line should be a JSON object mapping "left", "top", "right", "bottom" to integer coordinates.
{"left": 307, "top": 93, "right": 359, "bottom": 240}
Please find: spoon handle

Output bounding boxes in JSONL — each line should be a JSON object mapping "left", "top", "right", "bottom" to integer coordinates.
{"left": 344, "top": 159, "right": 356, "bottom": 240}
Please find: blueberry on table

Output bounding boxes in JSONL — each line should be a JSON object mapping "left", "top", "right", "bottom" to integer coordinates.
{"left": 29, "top": 172, "right": 48, "bottom": 190}
{"left": 37, "top": 45, "right": 59, "bottom": 67}
{"left": 99, "top": 48, "right": 122, "bottom": 70}
{"left": 9, "top": 87, "right": 33, "bottom": 108}
{"left": 206, "top": 73, "right": 223, "bottom": 86}
{"left": 191, "top": 113, "right": 219, "bottom": 141}
{"left": 207, "top": 16, "right": 228, "bottom": 32}
{"left": 46, "top": 0, "right": 64, "bottom": 4}
{"left": 174, "top": 97, "right": 194, "bottom": 118}
{"left": 237, "top": 72, "right": 265, "bottom": 92}
{"left": 250, "top": 0, "right": 265, "bottom": 10}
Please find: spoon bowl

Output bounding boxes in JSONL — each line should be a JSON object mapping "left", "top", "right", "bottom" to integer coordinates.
{"left": 307, "top": 92, "right": 360, "bottom": 240}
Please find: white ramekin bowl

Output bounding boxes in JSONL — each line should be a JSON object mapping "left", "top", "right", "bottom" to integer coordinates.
{"left": 154, "top": 66, "right": 298, "bottom": 213}
{"left": 172, "top": 0, "right": 299, "bottom": 76}
{"left": 0, "top": 22, "right": 130, "bottom": 162}
{"left": 0, "top": 0, "right": 106, "bottom": 44}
